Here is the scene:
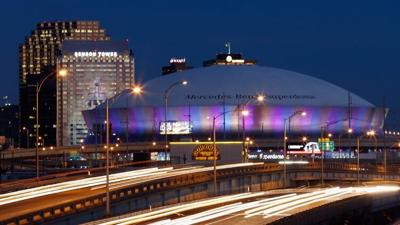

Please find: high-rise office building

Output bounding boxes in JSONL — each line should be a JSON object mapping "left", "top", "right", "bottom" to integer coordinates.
{"left": 0, "top": 103, "right": 19, "bottom": 149}
{"left": 57, "top": 40, "right": 134, "bottom": 146}
{"left": 19, "top": 21, "right": 110, "bottom": 148}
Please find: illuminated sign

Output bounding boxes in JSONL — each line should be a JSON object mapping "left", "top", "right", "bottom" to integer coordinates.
{"left": 160, "top": 121, "right": 192, "bottom": 135}
{"left": 249, "top": 148, "right": 284, "bottom": 160}
{"left": 288, "top": 142, "right": 321, "bottom": 154}
{"left": 288, "top": 144, "right": 304, "bottom": 150}
{"left": 74, "top": 52, "right": 118, "bottom": 57}
{"left": 170, "top": 58, "right": 186, "bottom": 63}
{"left": 192, "top": 144, "right": 220, "bottom": 161}
{"left": 318, "top": 138, "right": 335, "bottom": 151}
{"left": 248, "top": 153, "right": 284, "bottom": 160}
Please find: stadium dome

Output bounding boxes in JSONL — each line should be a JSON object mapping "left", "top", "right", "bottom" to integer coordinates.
{"left": 107, "top": 65, "right": 373, "bottom": 108}
{"left": 83, "top": 64, "right": 384, "bottom": 140}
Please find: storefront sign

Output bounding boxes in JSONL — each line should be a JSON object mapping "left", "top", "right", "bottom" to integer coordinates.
{"left": 248, "top": 153, "right": 284, "bottom": 160}
{"left": 192, "top": 144, "right": 220, "bottom": 161}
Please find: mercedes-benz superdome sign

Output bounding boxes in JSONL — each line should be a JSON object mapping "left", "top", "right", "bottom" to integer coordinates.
{"left": 160, "top": 121, "right": 192, "bottom": 135}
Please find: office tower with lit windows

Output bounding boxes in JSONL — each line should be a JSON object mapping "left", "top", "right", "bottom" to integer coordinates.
{"left": 19, "top": 21, "right": 110, "bottom": 148}
{"left": 57, "top": 40, "right": 134, "bottom": 146}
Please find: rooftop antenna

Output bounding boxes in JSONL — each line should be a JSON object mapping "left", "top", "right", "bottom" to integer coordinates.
{"left": 225, "top": 42, "right": 231, "bottom": 54}
{"left": 347, "top": 91, "right": 352, "bottom": 129}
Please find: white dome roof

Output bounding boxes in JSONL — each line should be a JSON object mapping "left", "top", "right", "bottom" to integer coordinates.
{"left": 108, "top": 65, "right": 373, "bottom": 108}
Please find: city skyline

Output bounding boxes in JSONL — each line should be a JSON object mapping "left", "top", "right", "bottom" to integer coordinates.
{"left": 0, "top": 0, "right": 400, "bottom": 127}
{"left": 1, "top": 2, "right": 400, "bottom": 224}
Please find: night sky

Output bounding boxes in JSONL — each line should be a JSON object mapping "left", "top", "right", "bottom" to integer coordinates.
{"left": 1, "top": 0, "right": 399, "bottom": 128}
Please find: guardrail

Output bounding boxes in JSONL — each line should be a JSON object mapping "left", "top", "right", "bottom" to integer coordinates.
{"left": 2, "top": 162, "right": 400, "bottom": 225}
{"left": 0, "top": 160, "right": 160, "bottom": 194}
{"left": 0, "top": 143, "right": 165, "bottom": 160}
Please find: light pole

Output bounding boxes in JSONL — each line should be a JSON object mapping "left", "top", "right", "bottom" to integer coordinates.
{"left": 212, "top": 108, "right": 245, "bottom": 195}
{"left": 22, "top": 127, "right": 29, "bottom": 148}
{"left": 241, "top": 95, "right": 265, "bottom": 162}
{"left": 35, "top": 69, "right": 67, "bottom": 179}
{"left": 283, "top": 110, "right": 306, "bottom": 187}
{"left": 105, "top": 85, "right": 142, "bottom": 217}
{"left": 356, "top": 130, "right": 375, "bottom": 185}
{"left": 319, "top": 119, "right": 345, "bottom": 186}
{"left": 337, "top": 128, "right": 353, "bottom": 158}
{"left": 105, "top": 99, "right": 110, "bottom": 216}
{"left": 163, "top": 81, "right": 187, "bottom": 161}
{"left": 388, "top": 142, "right": 400, "bottom": 175}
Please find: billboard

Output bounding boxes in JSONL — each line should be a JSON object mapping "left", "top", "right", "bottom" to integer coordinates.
{"left": 192, "top": 144, "right": 220, "bottom": 161}
{"left": 160, "top": 121, "right": 192, "bottom": 135}
{"left": 288, "top": 142, "right": 321, "bottom": 154}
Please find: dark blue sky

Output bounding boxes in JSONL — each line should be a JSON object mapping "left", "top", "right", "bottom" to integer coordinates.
{"left": 1, "top": 0, "right": 399, "bottom": 127}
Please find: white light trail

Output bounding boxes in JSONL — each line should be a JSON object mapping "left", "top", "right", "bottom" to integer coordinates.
{"left": 100, "top": 185, "right": 400, "bottom": 225}
{"left": 0, "top": 163, "right": 262, "bottom": 207}
{"left": 278, "top": 160, "right": 309, "bottom": 165}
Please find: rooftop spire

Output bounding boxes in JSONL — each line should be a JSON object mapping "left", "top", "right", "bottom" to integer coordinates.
{"left": 225, "top": 42, "right": 231, "bottom": 54}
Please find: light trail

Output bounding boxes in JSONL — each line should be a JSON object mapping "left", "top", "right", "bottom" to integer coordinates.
{"left": 0, "top": 163, "right": 262, "bottom": 206}
{"left": 99, "top": 192, "right": 268, "bottom": 225}
{"left": 278, "top": 160, "right": 309, "bottom": 165}
{"left": 98, "top": 185, "right": 400, "bottom": 225}
{"left": 0, "top": 167, "right": 172, "bottom": 206}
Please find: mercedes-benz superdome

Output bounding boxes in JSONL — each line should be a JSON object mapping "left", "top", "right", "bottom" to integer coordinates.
{"left": 82, "top": 64, "right": 386, "bottom": 143}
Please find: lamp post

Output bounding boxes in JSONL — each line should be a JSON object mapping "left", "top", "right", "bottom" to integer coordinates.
{"left": 319, "top": 128, "right": 329, "bottom": 186}
{"left": 35, "top": 69, "right": 67, "bottom": 179}
{"left": 356, "top": 130, "right": 375, "bottom": 185}
{"left": 388, "top": 142, "right": 400, "bottom": 175}
{"left": 241, "top": 95, "right": 265, "bottom": 162}
{"left": 163, "top": 81, "right": 187, "bottom": 161}
{"left": 22, "top": 127, "right": 29, "bottom": 149}
{"left": 337, "top": 128, "right": 353, "bottom": 158}
{"left": 105, "top": 99, "right": 110, "bottom": 216}
{"left": 212, "top": 108, "right": 246, "bottom": 195}
{"left": 283, "top": 110, "right": 306, "bottom": 187}
{"left": 319, "top": 119, "right": 346, "bottom": 186}
{"left": 105, "top": 85, "right": 142, "bottom": 217}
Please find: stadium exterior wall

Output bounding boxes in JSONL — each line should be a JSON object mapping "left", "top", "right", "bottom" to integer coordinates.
{"left": 82, "top": 104, "right": 385, "bottom": 142}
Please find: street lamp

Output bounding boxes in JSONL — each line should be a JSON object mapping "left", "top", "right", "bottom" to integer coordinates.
{"left": 35, "top": 68, "right": 67, "bottom": 179}
{"left": 132, "top": 86, "right": 142, "bottom": 95}
{"left": 212, "top": 107, "right": 246, "bottom": 195}
{"left": 241, "top": 94, "right": 265, "bottom": 162}
{"left": 388, "top": 142, "right": 400, "bottom": 174}
{"left": 337, "top": 128, "right": 353, "bottom": 158}
{"left": 163, "top": 81, "right": 188, "bottom": 161}
{"left": 356, "top": 130, "right": 375, "bottom": 185}
{"left": 105, "top": 85, "right": 142, "bottom": 217}
{"left": 283, "top": 110, "right": 307, "bottom": 187}
{"left": 319, "top": 119, "right": 347, "bottom": 186}
{"left": 117, "top": 86, "right": 143, "bottom": 160}
{"left": 22, "top": 127, "right": 29, "bottom": 148}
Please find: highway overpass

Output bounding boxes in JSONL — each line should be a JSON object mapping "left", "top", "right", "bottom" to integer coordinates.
{"left": 86, "top": 186, "right": 400, "bottom": 225}
{"left": 2, "top": 137, "right": 399, "bottom": 160}
{"left": 1, "top": 162, "right": 400, "bottom": 225}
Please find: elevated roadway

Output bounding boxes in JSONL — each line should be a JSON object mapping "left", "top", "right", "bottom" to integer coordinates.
{"left": 2, "top": 137, "right": 399, "bottom": 160}
{"left": 0, "top": 142, "right": 164, "bottom": 160}
{"left": 86, "top": 186, "right": 400, "bottom": 225}
{"left": 1, "top": 162, "right": 400, "bottom": 225}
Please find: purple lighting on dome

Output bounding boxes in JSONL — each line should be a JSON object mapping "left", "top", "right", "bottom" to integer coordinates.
{"left": 83, "top": 104, "right": 385, "bottom": 140}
